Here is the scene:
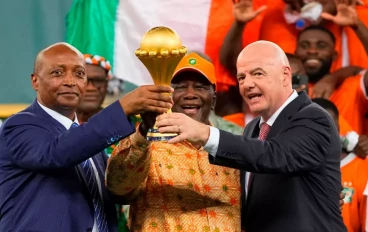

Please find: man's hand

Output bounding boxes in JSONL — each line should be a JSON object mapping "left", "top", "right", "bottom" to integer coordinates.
{"left": 353, "top": 135, "right": 368, "bottom": 159}
{"left": 156, "top": 112, "right": 210, "bottom": 145}
{"left": 139, "top": 112, "right": 159, "bottom": 137}
{"left": 311, "top": 74, "right": 337, "bottom": 99}
{"left": 321, "top": 0, "right": 362, "bottom": 27}
{"left": 340, "top": 186, "right": 345, "bottom": 212}
{"left": 283, "top": 0, "right": 305, "bottom": 13}
{"left": 119, "top": 85, "right": 173, "bottom": 116}
{"left": 233, "top": 0, "right": 267, "bottom": 24}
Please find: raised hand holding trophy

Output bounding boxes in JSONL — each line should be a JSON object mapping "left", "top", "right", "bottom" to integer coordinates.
{"left": 135, "top": 26, "right": 187, "bottom": 141}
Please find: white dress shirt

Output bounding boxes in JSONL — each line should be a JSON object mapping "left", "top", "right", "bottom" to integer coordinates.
{"left": 38, "top": 102, "right": 102, "bottom": 232}
{"left": 204, "top": 90, "right": 299, "bottom": 197}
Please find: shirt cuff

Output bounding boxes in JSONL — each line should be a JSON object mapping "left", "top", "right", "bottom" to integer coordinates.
{"left": 204, "top": 126, "right": 220, "bottom": 156}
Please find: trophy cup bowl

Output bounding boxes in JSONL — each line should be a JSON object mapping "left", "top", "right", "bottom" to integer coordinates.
{"left": 135, "top": 26, "right": 187, "bottom": 141}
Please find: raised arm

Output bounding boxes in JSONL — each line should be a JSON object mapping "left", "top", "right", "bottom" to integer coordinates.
{"left": 311, "top": 65, "right": 363, "bottom": 99}
{"left": 106, "top": 128, "right": 151, "bottom": 200}
{"left": 321, "top": 1, "right": 368, "bottom": 55}
{"left": 3, "top": 101, "right": 135, "bottom": 171}
{"left": 2, "top": 85, "right": 173, "bottom": 171}
{"left": 220, "top": 21, "right": 247, "bottom": 77}
{"left": 219, "top": 0, "right": 266, "bottom": 77}
{"left": 211, "top": 108, "right": 335, "bottom": 174}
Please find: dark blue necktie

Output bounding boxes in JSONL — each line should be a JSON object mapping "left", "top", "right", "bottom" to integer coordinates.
{"left": 71, "top": 122, "right": 108, "bottom": 232}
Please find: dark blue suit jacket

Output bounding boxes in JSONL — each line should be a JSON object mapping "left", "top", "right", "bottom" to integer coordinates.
{"left": 210, "top": 92, "right": 346, "bottom": 232}
{"left": 0, "top": 100, "right": 135, "bottom": 232}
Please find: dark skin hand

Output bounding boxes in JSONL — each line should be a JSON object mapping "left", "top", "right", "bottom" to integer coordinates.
{"left": 340, "top": 186, "right": 345, "bottom": 212}
{"left": 139, "top": 112, "right": 159, "bottom": 137}
{"left": 283, "top": 0, "right": 305, "bottom": 12}
{"left": 119, "top": 85, "right": 174, "bottom": 117}
{"left": 321, "top": 0, "right": 368, "bottom": 54}
{"left": 311, "top": 66, "right": 363, "bottom": 99}
{"left": 354, "top": 135, "right": 368, "bottom": 159}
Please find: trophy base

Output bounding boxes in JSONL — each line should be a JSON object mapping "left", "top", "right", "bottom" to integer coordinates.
{"left": 146, "top": 128, "right": 177, "bottom": 141}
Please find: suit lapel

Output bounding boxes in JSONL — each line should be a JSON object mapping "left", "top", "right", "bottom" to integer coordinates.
{"left": 28, "top": 100, "right": 66, "bottom": 134}
{"left": 29, "top": 100, "right": 92, "bottom": 190}
{"left": 247, "top": 92, "right": 312, "bottom": 197}
{"left": 267, "top": 91, "right": 312, "bottom": 140}
{"left": 242, "top": 117, "right": 260, "bottom": 204}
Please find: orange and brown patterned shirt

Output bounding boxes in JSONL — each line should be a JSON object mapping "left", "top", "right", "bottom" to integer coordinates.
{"left": 106, "top": 129, "right": 241, "bottom": 232}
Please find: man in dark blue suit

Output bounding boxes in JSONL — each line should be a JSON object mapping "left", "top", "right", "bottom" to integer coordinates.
{"left": 155, "top": 41, "right": 346, "bottom": 231}
{"left": 0, "top": 42, "right": 173, "bottom": 232}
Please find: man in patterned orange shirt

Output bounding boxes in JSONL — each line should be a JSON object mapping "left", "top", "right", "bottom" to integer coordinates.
{"left": 313, "top": 97, "right": 368, "bottom": 232}
{"left": 106, "top": 53, "right": 241, "bottom": 231}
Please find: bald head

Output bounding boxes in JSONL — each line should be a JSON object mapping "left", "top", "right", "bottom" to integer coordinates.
{"left": 31, "top": 42, "right": 87, "bottom": 119}
{"left": 236, "top": 40, "right": 293, "bottom": 121}
{"left": 33, "top": 42, "right": 84, "bottom": 75}
{"left": 238, "top": 40, "right": 289, "bottom": 68}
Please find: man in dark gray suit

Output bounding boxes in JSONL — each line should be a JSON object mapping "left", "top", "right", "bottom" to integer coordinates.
{"left": 155, "top": 40, "right": 346, "bottom": 232}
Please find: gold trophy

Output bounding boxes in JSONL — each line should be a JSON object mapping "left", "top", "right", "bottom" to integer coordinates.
{"left": 135, "top": 26, "right": 187, "bottom": 141}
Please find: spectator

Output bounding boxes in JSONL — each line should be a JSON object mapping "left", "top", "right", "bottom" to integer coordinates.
{"left": 313, "top": 97, "right": 368, "bottom": 232}
{"left": 106, "top": 53, "right": 241, "bottom": 231}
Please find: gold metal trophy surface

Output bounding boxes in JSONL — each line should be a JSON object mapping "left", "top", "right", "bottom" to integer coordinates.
{"left": 135, "top": 26, "right": 187, "bottom": 141}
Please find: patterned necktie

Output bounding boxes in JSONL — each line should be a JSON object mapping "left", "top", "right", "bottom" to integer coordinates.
{"left": 71, "top": 122, "right": 108, "bottom": 232}
{"left": 247, "top": 122, "right": 271, "bottom": 190}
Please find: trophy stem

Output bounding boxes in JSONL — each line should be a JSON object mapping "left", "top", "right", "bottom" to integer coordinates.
{"left": 146, "top": 109, "right": 178, "bottom": 141}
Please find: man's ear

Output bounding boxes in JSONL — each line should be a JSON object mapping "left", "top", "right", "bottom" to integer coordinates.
{"left": 283, "top": 66, "right": 292, "bottom": 87}
{"left": 211, "top": 91, "right": 217, "bottom": 110}
{"left": 31, "top": 73, "right": 39, "bottom": 91}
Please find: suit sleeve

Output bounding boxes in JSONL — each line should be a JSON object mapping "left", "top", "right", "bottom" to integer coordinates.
{"left": 3, "top": 101, "right": 135, "bottom": 170}
{"left": 105, "top": 128, "right": 151, "bottom": 200}
{"left": 210, "top": 108, "right": 334, "bottom": 174}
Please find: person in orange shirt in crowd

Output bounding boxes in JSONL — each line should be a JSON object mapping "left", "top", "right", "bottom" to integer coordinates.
{"left": 295, "top": 25, "right": 368, "bottom": 134}
{"left": 260, "top": 0, "right": 368, "bottom": 70}
{"left": 313, "top": 97, "right": 368, "bottom": 232}
{"left": 217, "top": 0, "right": 368, "bottom": 127}
{"left": 286, "top": 52, "right": 354, "bottom": 135}
{"left": 287, "top": 53, "right": 368, "bottom": 158}
{"left": 106, "top": 53, "right": 241, "bottom": 231}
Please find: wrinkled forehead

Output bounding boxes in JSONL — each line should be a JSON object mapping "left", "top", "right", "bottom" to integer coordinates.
{"left": 237, "top": 55, "right": 279, "bottom": 73}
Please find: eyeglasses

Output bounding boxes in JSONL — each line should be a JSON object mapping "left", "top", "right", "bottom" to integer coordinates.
{"left": 87, "top": 77, "right": 108, "bottom": 88}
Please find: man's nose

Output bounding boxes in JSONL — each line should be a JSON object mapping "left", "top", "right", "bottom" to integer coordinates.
{"left": 241, "top": 77, "right": 255, "bottom": 90}
{"left": 63, "top": 73, "right": 76, "bottom": 86}
{"left": 86, "top": 79, "right": 97, "bottom": 90}
{"left": 306, "top": 46, "right": 319, "bottom": 55}
{"left": 183, "top": 87, "right": 197, "bottom": 99}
